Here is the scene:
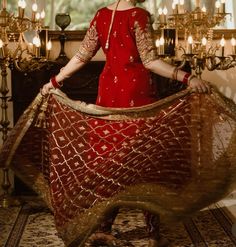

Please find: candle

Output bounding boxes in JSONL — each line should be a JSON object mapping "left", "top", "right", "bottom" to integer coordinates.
{"left": 201, "top": 37, "right": 207, "bottom": 47}
{"left": 172, "top": 0, "right": 179, "bottom": 14}
{"left": 187, "top": 35, "right": 193, "bottom": 54}
{"left": 220, "top": 0, "right": 226, "bottom": 13}
{"left": 220, "top": 35, "right": 225, "bottom": 57}
{"left": 231, "top": 37, "right": 236, "bottom": 55}
{"left": 201, "top": 5, "right": 206, "bottom": 13}
{"left": 155, "top": 38, "right": 160, "bottom": 55}
{"left": 179, "top": 0, "right": 184, "bottom": 14}
{"left": 35, "top": 12, "right": 40, "bottom": 22}
{"left": 172, "top": 2, "right": 177, "bottom": 14}
{"left": 158, "top": 8, "right": 164, "bottom": 24}
{"left": 160, "top": 36, "right": 165, "bottom": 55}
{"left": 46, "top": 39, "right": 52, "bottom": 59}
{"left": 0, "top": 39, "right": 5, "bottom": 58}
{"left": 163, "top": 6, "right": 168, "bottom": 23}
{"left": 32, "top": 3, "right": 38, "bottom": 22}
{"left": 18, "top": 0, "right": 26, "bottom": 19}
{"left": 40, "top": 10, "right": 45, "bottom": 25}
{"left": 2, "top": 0, "right": 7, "bottom": 9}
{"left": 195, "top": 0, "right": 200, "bottom": 8}
{"left": 215, "top": 1, "right": 221, "bottom": 13}
{"left": 201, "top": 37, "right": 207, "bottom": 53}
{"left": 41, "top": 10, "right": 46, "bottom": 19}
{"left": 33, "top": 35, "right": 41, "bottom": 57}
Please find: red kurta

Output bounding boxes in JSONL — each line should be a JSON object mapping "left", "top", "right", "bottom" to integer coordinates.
{"left": 76, "top": 7, "right": 157, "bottom": 108}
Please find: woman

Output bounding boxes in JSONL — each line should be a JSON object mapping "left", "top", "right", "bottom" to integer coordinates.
{"left": 42, "top": 0, "right": 210, "bottom": 98}
{"left": 42, "top": 0, "right": 210, "bottom": 246}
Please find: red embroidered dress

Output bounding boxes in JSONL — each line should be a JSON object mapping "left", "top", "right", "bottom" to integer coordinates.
{"left": 76, "top": 7, "right": 157, "bottom": 108}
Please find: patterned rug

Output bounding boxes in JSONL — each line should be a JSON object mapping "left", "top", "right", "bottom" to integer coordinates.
{"left": 1, "top": 198, "right": 236, "bottom": 247}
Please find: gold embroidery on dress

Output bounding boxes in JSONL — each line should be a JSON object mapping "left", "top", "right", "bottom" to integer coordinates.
{"left": 132, "top": 11, "right": 137, "bottom": 17}
{"left": 76, "top": 21, "right": 99, "bottom": 63}
{"left": 114, "top": 76, "right": 118, "bottom": 83}
{"left": 134, "top": 19, "right": 157, "bottom": 65}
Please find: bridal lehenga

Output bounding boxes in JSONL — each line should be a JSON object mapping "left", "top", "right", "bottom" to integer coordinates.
{"left": 1, "top": 88, "right": 236, "bottom": 247}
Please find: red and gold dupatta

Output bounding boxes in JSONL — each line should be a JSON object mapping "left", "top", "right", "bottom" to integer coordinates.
{"left": 1, "top": 88, "right": 236, "bottom": 247}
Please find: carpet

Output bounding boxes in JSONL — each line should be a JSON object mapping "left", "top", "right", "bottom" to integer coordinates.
{"left": 1, "top": 198, "right": 236, "bottom": 247}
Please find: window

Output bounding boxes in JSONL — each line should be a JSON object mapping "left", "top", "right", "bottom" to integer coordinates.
{"left": 4, "top": 0, "right": 152, "bottom": 30}
{"left": 5, "top": 0, "right": 236, "bottom": 30}
{"left": 47, "top": 0, "right": 155, "bottom": 30}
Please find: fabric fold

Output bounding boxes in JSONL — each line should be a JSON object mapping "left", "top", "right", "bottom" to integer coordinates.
{"left": 1, "top": 88, "right": 236, "bottom": 246}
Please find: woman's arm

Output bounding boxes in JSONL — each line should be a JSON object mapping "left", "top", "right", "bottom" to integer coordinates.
{"left": 41, "top": 10, "right": 101, "bottom": 95}
{"left": 144, "top": 59, "right": 211, "bottom": 93}
{"left": 41, "top": 56, "right": 86, "bottom": 95}
{"left": 134, "top": 10, "right": 210, "bottom": 93}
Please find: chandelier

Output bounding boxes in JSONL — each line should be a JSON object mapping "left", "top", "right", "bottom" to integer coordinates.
{"left": 0, "top": 0, "right": 52, "bottom": 72}
{"left": 0, "top": 0, "right": 52, "bottom": 208}
{"left": 155, "top": 0, "right": 235, "bottom": 77}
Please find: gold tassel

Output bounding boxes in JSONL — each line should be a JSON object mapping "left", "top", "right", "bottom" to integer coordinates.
{"left": 35, "top": 95, "right": 50, "bottom": 128}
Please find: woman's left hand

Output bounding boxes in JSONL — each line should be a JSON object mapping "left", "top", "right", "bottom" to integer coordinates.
{"left": 188, "top": 77, "right": 211, "bottom": 94}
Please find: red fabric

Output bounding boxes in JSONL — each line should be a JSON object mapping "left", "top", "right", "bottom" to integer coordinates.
{"left": 46, "top": 96, "right": 192, "bottom": 228}
{"left": 1, "top": 90, "right": 236, "bottom": 246}
{"left": 91, "top": 7, "right": 157, "bottom": 107}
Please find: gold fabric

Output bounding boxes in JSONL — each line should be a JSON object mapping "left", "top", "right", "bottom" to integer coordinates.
{"left": 75, "top": 21, "right": 100, "bottom": 63}
{"left": 134, "top": 19, "right": 157, "bottom": 66}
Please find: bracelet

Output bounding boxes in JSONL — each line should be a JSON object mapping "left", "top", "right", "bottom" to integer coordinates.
{"left": 182, "top": 73, "right": 191, "bottom": 84}
{"left": 50, "top": 76, "right": 63, "bottom": 88}
{"left": 172, "top": 67, "right": 179, "bottom": 81}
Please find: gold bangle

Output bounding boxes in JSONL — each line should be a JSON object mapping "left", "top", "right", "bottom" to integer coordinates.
{"left": 172, "top": 67, "right": 179, "bottom": 81}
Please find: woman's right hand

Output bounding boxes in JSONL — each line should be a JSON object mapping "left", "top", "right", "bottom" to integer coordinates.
{"left": 41, "top": 81, "right": 54, "bottom": 96}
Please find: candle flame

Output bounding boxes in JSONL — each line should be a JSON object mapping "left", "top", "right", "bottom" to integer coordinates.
{"left": 160, "top": 37, "right": 165, "bottom": 46}
{"left": 46, "top": 40, "right": 52, "bottom": 50}
{"left": 158, "top": 8, "right": 163, "bottom": 15}
{"left": 215, "top": 1, "right": 221, "bottom": 9}
{"left": 21, "top": 0, "right": 26, "bottom": 8}
{"left": 163, "top": 6, "right": 168, "bottom": 15}
{"left": 36, "top": 12, "right": 40, "bottom": 20}
{"left": 33, "top": 36, "right": 41, "bottom": 47}
{"left": 231, "top": 37, "right": 236, "bottom": 46}
{"left": 220, "top": 36, "right": 226, "bottom": 47}
{"left": 202, "top": 37, "right": 207, "bottom": 46}
{"left": 32, "top": 3, "right": 37, "bottom": 12}
{"left": 155, "top": 39, "right": 160, "bottom": 47}
{"left": 41, "top": 10, "right": 45, "bottom": 19}
{"left": 188, "top": 35, "right": 193, "bottom": 44}
{"left": 202, "top": 6, "right": 206, "bottom": 12}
